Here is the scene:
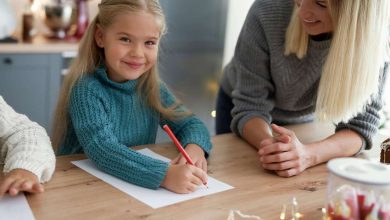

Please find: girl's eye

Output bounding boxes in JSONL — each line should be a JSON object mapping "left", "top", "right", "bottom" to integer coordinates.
{"left": 145, "top": 41, "right": 156, "bottom": 46}
{"left": 120, "top": 37, "right": 131, "bottom": 43}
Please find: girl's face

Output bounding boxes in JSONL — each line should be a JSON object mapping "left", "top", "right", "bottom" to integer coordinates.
{"left": 95, "top": 12, "right": 161, "bottom": 82}
{"left": 295, "top": 0, "right": 333, "bottom": 36}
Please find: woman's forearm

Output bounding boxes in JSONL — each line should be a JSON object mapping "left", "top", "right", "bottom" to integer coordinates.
{"left": 242, "top": 117, "right": 363, "bottom": 167}
{"left": 306, "top": 129, "right": 363, "bottom": 166}
{"left": 242, "top": 117, "right": 273, "bottom": 150}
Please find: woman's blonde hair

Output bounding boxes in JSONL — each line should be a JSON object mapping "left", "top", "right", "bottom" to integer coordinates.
{"left": 285, "top": 0, "right": 390, "bottom": 122}
{"left": 52, "top": 0, "right": 183, "bottom": 150}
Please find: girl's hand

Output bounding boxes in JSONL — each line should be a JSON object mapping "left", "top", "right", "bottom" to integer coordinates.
{"left": 161, "top": 164, "right": 208, "bottom": 194}
{"left": 258, "top": 124, "right": 315, "bottom": 177}
{"left": 171, "top": 144, "right": 207, "bottom": 172}
{"left": 0, "top": 169, "right": 44, "bottom": 198}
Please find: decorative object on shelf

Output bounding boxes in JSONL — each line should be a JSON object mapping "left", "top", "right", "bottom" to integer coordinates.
{"left": 41, "top": 0, "right": 76, "bottom": 39}
{"left": 73, "top": 0, "right": 88, "bottom": 39}
{"left": 22, "top": 0, "right": 36, "bottom": 42}
{"left": 0, "top": 0, "right": 17, "bottom": 41}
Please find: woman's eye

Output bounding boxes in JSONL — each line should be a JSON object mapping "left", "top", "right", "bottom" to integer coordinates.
{"left": 316, "top": 1, "right": 327, "bottom": 8}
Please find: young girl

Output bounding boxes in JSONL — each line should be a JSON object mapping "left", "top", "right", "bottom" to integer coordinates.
{"left": 217, "top": 0, "right": 389, "bottom": 177}
{"left": 52, "top": 0, "right": 212, "bottom": 194}
{"left": 0, "top": 96, "right": 55, "bottom": 198}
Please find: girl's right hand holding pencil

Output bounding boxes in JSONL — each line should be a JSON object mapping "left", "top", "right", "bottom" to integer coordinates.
{"left": 161, "top": 164, "right": 208, "bottom": 194}
{"left": 171, "top": 144, "right": 208, "bottom": 172}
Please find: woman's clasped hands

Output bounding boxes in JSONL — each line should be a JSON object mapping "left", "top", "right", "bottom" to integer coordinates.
{"left": 258, "top": 124, "right": 316, "bottom": 177}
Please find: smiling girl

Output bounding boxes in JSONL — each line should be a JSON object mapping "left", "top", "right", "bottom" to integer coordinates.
{"left": 52, "top": 0, "right": 212, "bottom": 193}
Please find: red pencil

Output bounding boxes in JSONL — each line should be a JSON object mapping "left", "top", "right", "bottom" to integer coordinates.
{"left": 162, "top": 124, "right": 194, "bottom": 165}
{"left": 162, "top": 124, "right": 208, "bottom": 188}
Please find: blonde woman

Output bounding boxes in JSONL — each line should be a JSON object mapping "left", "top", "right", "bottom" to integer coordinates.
{"left": 52, "top": 0, "right": 211, "bottom": 193}
{"left": 216, "top": 0, "right": 390, "bottom": 177}
{"left": 0, "top": 96, "right": 55, "bottom": 198}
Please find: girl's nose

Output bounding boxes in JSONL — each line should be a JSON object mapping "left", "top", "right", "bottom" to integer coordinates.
{"left": 130, "top": 43, "right": 143, "bottom": 57}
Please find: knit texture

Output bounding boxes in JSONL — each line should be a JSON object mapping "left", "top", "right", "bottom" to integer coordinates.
{"left": 0, "top": 96, "right": 55, "bottom": 182}
{"left": 59, "top": 65, "right": 212, "bottom": 189}
{"left": 221, "top": 0, "right": 388, "bottom": 149}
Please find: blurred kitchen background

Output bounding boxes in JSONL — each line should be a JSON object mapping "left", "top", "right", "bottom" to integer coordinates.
{"left": 0, "top": 0, "right": 389, "bottom": 144}
{"left": 0, "top": 0, "right": 256, "bottom": 142}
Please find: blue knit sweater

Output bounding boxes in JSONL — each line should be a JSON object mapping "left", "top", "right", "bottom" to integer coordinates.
{"left": 58, "top": 65, "right": 212, "bottom": 189}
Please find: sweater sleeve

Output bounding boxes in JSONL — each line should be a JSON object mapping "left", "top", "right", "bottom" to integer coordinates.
{"left": 159, "top": 83, "right": 212, "bottom": 157}
{"left": 0, "top": 96, "right": 55, "bottom": 183}
{"left": 69, "top": 84, "right": 169, "bottom": 189}
{"left": 228, "top": 2, "right": 275, "bottom": 136}
{"left": 335, "top": 63, "right": 389, "bottom": 149}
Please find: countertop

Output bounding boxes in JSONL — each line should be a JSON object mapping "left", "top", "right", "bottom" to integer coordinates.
{"left": 0, "top": 35, "right": 78, "bottom": 54}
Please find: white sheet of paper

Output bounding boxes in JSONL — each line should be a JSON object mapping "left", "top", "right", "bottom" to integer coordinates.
{"left": 0, "top": 194, "right": 35, "bottom": 220}
{"left": 72, "top": 148, "right": 233, "bottom": 208}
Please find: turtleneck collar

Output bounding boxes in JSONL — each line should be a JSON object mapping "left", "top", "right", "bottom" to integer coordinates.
{"left": 310, "top": 32, "right": 332, "bottom": 41}
{"left": 309, "top": 32, "right": 332, "bottom": 50}
{"left": 95, "top": 63, "right": 138, "bottom": 92}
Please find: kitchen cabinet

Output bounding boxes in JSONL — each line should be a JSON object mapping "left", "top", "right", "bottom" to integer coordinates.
{"left": 160, "top": 0, "right": 228, "bottom": 53}
{"left": 0, "top": 53, "right": 62, "bottom": 133}
{"left": 157, "top": 0, "right": 228, "bottom": 137}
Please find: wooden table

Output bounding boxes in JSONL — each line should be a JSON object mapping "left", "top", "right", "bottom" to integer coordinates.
{"left": 6, "top": 123, "right": 337, "bottom": 219}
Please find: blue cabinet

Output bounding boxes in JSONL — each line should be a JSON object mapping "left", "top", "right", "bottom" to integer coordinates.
{"left": 156, "top": 0, "right": 228, "bottom": 138}
{"left": 160, "top": 0, "right": 228, "bottom": 52}
{"left": 0, "top": 53, "right": 62, "bottom": 133}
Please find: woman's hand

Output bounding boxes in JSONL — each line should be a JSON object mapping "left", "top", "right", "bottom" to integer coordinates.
{"left": 161, "top": 164, "right": 208, "bottom": 194}
{"left": 0, "top": 169, "right": 44, "bottom": 198}
{"left": 171, "top": 144, "right": 208, "bottom": 172}
{"left": 258, "top": 124, "right": 315, "bottom": 177}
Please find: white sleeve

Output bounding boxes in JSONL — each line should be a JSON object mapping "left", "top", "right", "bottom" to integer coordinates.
{"left": 0, "top": 96, "right": 55, "bottom": 182}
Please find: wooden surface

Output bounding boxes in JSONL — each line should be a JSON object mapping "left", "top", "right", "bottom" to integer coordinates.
{"left": 0, "top": 35, "right": 78, "bottom": 54}
{"left": 0, "top": 122, "right": 334, "bottom": 220}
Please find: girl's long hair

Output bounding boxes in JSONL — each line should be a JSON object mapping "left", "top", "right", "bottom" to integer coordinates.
{"left": 52, "top": 0, "right": 182, "bottom": 150}
{"left": 285, "top": 0, "right": 390, "bottom": 122}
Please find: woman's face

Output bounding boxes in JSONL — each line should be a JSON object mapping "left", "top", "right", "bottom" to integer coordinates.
{"left": 295, "top": 0, "right": 333, "bottom": 35}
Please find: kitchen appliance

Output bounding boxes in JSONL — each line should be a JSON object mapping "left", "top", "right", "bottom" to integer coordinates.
{"left": 41, "top": 0, "right": 76, "bottom": 39}
{"left": 41, "top": 0, "right": 88, "bottom": 39}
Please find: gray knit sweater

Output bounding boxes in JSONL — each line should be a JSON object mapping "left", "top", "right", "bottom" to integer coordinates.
{"left": 221, "top": 0, "right": 388, "bottom": 149}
